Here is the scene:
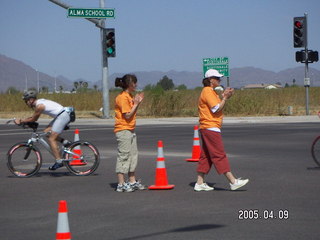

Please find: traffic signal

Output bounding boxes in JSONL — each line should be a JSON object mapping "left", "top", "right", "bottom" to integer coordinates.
{"left": 309, "top": 51, "right": 318, "bottom": 63}
{"left": 104, "top": 28, "right": 115, "bottom": 57}
{"left": 293, "top": 17, "right": 307, "bottom": 48}
{"left": 295, "top": 50, "right": 319, "bottom": 63}
{"left": 295, "top": 50, "right": 305, "bottom": 62}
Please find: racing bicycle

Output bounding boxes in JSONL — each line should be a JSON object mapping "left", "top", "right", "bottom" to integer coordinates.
{"left": 6, "top": 120, "right": 100, "bottom": 177}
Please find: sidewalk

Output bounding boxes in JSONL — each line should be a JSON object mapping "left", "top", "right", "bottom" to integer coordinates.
{"left": 139, "top": 115, "right": 320, "bottom": 125}
{"left": 3, "top": 115, "right": 317, "bottom": 126}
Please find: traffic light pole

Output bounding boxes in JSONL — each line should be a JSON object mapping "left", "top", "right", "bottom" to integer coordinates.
{"left": 305, "top": 53, "right": 309, "bottom": 115}
{"left": 100, "top": 0, "right": 110, "bottom": 118}
{"left": 49, "top": 0, "right": 110, "bottom": 118}
{"left": 304, "top": 13, "right": 309, "bottom": 116}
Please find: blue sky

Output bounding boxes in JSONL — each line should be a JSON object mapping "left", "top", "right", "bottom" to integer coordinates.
{"left": 0, "top": 0, "right": 319, "bottom": 82}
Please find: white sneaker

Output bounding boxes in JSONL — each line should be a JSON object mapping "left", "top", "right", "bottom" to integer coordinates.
{"left": 116, "top": 183, "right": 135, "bottom": 192}
{"left": 129, "top": 180, "right": 147, "bottom": 190}
{"left": 230, "top": 178, "right": 249, "bottom": 191}
{"left": 194, "top": 183, "right": 214, "bottom": 191}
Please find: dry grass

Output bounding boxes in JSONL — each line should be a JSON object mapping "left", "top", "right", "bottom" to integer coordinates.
{"left": 1, "top": 87, "right": 320, "bottom": 119}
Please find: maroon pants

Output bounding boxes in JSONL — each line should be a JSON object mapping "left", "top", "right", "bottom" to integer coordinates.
{"left": 197, "top": 129, "right": 231, "bottom": 175}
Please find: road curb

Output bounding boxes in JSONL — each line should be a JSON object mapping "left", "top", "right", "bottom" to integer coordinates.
{"left": 1, "top": 115, "right": 319, "bottom": 126}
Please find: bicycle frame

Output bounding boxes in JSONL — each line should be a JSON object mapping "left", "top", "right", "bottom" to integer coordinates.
{"left": 27, "top": 131, "right": 53, "bottom": 155}
{"left": 26, "top": 131, "right": 81, "bottom": 161}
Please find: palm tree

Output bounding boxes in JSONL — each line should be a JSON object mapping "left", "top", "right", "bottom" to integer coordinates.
{"left": 83, "top": 81, "right": 88, "bottom": 89}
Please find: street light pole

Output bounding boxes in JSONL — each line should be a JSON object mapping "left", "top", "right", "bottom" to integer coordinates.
{"left": 37, "top": 70, "right": 40, "bottom": 93}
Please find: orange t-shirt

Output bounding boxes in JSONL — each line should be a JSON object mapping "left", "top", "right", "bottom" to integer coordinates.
{"left": 114, "top": 91, "right": 136, "bottom": 133}
{"left": 198, "top": 86, "right": 223, "bottom": 129}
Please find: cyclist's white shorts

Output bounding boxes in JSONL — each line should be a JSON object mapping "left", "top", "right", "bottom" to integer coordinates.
{"left": 49, "top": 111, "right": 70, "bottom": 134}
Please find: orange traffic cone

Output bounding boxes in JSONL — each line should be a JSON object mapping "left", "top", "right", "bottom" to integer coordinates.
{"left": 70, "top": 129, "right": 86, "bottom": 166}
{"left": 149, "top": 140, "right": 175, "bottom": 190}
{"left": 185, "top": 125, "right": 201, "bottom": 162}
{"left": 56, "top": 200, "right": 71, "bottom": 240}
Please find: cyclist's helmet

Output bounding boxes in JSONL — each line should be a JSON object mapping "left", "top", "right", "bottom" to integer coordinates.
{"left": 22, "top": 90, "right": 37, "bottom": 100}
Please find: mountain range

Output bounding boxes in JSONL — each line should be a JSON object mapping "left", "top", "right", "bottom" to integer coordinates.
{"left": 1, "top": 53, "right": 320, "bottom": 93}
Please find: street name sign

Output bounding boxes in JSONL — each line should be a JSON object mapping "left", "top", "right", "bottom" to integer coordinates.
{"left": 68, "top": 8, "right": 115, "bottom": 18}
{"left": 203, "top": 57, "right": 229, "bottom": 77}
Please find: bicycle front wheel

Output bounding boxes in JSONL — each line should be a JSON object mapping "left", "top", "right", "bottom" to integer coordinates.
{"left": 311, "top": 136, "right": 320, "bottom": 167}
{"left": 64, "top": 141, "right": 100, "bottom": 176}
{"left": 7, "top": 142, "right": 42, "bottom": 177}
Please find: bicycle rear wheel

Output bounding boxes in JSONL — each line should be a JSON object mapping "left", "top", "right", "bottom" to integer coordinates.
{"left": 7, "top": 142, "right": 42, "bottom": 177}
{"left": 64, "top": 141, "right": 100, "bottom": 176}
{"left": 311, "top": 136, "right": 320, "bottom": 167}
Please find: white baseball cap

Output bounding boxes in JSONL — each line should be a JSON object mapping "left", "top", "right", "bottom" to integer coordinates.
{"left": 204, "top": 69, "right": 224, "bottom": 78}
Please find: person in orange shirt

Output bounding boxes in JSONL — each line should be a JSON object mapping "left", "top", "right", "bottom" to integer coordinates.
{"left": 194, "top": 69, "right": 249, "bottom": 191}
{"left": 114, "top": 74, "right": 146, "bottom": 192}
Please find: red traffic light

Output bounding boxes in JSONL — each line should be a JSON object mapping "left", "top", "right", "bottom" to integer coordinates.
{"left": 294, "top": 21, "right": 303, "bottom": 28}
{"left": 293, "top": 16, "right": 306, "bottom": 48}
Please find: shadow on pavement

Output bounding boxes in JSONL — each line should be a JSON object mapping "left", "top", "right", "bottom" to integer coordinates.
{"left": 118, "top": 224, "right": 225, "bottom": 240}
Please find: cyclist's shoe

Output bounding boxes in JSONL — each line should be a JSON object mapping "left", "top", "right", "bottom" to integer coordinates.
{"left": 129, "top": 180, "right": 147, "bottom": 190}
{"left": 116, "top": 183, "right": 135, "bottom": 193}
{"left": 49, "top": 162, "right": 64, "bottom": 171}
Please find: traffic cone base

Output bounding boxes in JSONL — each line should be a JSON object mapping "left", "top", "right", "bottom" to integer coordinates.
{"left": 69, "top": 160, "right": 86, "bottom": 166}
{"left": 185, "top": 158, "right": 200, "bottom": 162}
{"left": 149, "top": 184, "right": 175, "bottom": 190}
{"left": 56, "top": 232, "right": 71, "bottom": 240}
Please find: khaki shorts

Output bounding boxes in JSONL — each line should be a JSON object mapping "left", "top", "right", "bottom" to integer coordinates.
{"left": 115, "top": 130, "right": 138, "bottom": 174}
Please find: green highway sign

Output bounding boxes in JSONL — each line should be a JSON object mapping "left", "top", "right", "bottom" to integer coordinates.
{"left": 68, "top": 8, "right": 115, "bottom": 18}
{"left": 203, "top": 57, "right": 229, "bottom": 77}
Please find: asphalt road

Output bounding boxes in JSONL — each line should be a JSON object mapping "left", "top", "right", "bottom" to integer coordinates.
{"left": 1, "top": 120, "right": 320, "bottom": 240}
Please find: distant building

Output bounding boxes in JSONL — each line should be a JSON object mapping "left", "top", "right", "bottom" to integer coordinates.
{"left": 242, "top": 83, "right": 283, "bottom": 90}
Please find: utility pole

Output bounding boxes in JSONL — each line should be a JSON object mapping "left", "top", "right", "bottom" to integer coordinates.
{"left": 37, "top": 70, "right": 40, "bottom": 93}
{"left": 48, "top": 0, "right": 110, "bottom": 118}
{"left": 55, "top": 76, "right": 57, "bottom": 93}
{"left": 25, "top": 73, "right": 28, "bottom": 91}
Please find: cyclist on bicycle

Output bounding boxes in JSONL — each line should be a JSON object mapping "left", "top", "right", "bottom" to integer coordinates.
{"left": 14, "top": 90, "right": 75, "bottom": 170}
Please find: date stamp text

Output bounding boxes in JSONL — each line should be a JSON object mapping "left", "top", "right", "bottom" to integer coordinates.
{"left": 238, "top": 209, "right": 289, "bottom": 220}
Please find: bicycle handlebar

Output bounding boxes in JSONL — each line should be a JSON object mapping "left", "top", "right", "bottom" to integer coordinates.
{"left": 6, "top": 118, "right": 39, "bottom": 131}
{"left": 22, "top": 122, "right": 39, "bottom": 131}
